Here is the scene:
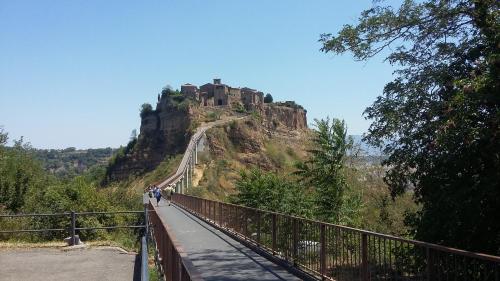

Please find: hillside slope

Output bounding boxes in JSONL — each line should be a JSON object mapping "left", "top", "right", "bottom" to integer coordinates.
{"left": 187, "top": 116, "right": 311, "bottom": 200}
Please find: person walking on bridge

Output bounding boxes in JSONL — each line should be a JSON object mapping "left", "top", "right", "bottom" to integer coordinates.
{"left": 165, "top": 184, "right": 174, "bottom": 206}
{"left": 153, "top": 185, "right": 162, "bottom": 207}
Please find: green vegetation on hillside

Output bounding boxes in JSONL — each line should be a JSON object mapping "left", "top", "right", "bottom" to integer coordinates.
{"left": 0, "top": 128, "right": 143, "bottom": 246}
{"left": 320, "top": 0, "right": 500, "bottom": 254}
{"left": 195, "top": 117, "right": 416, "bottom": 236}
{"left": 30, "top": 147, "right": 115, "bottom": 179}
{"left": 231, "top": 118, "right": 365, "bottom": 227}
{"left": 230, "top": 169, "right": 313, "bottom": 218}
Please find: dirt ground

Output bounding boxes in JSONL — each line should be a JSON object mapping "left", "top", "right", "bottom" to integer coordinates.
{"left": 0, "top": 246, "right": 139, "bottom": 281}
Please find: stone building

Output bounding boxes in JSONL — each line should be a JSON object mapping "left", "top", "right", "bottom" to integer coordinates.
{"left": 180, "top": 83, "right": 198, "bottom": 100}
{"left": 241, "top": 87, "right": 264, "bottom": 109}
{"left": 181, "top": 78, "right": 265, "bottom": 109}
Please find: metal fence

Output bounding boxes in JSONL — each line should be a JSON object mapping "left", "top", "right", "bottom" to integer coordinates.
{"left": 0, "top": 210, "right": 145, "bottom": 243}
{"left": 147, "top": 202, "right": 204, "bottom": 281}
{"left": 172, "top": 193, "right": 500, "bottom": 281}
{"left": 1, "top": 210, "right": 150, "bottom": 280}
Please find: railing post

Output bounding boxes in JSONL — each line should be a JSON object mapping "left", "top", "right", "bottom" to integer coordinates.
{"left": 257, "top": 212, "right": 261, "bottom": 245}
{"left": 144, "top": 204, "right": 149, "bottom": 242}
{"left": 235, "top": 206, "right": 239, "bottom": 232}
{"left": 361, "top": 233, "right": 368, "bottom": 281}
{"left": 293, "top": 218, "right": 298, "bottom": 265}
{"left": 219, "top": 201, "right": 223, "bottom": 227}
{"left": 70, "top": 211, "right": 76, "bottom": 245}
{"left": 426, "top": 247, "right": 433, "bottom": 281}
{"left": 141, "top": 236, "right": 149, "bottom": 281}
{"left": 320, "top": 224, "right": 326, "bottom": 278}
{"left": 272, "top": 213, "right": 277, "bottom": 255}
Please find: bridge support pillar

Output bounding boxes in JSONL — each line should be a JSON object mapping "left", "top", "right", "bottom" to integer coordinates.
{"left": 194, "top": 144, "right": 198, "bottom": 165}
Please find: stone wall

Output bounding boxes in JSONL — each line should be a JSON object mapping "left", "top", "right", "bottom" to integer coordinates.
{"left": 261, "top": 104, "right": 307, "bottom": 130}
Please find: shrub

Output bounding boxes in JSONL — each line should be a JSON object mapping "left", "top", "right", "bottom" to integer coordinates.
{"left": 140, "top": 103, "right": 153, "bottom": 118}
{"left": 264, "top": 93, "right": 273, "bottom": 103}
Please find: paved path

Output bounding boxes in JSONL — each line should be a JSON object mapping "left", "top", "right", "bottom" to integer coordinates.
{"left": 155, "top": 200, "right": 301, "bottom": 281}
{"left": 0, "top": 247, "right": 138, "bottom": 281}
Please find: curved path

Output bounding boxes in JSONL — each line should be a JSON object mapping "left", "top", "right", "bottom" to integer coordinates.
{"left": 157, "top": 116, "right": 246, "bottom": 189}
{"left": 155, "top": 201, "right": 300, "bottom": 281}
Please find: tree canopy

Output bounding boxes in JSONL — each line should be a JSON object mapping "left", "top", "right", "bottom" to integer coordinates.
{"left": 295, "top": 118, "right": 360, "bottom": 224}
{"left": 264, "top": 93, "right": 273, "bottom": 103}
{"left": 320, "top": 0, "right": 499, "bottom": 254}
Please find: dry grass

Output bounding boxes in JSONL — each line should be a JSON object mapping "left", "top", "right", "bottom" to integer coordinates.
{"left": 0, "top": 241, "right": 67, "bottom": 250}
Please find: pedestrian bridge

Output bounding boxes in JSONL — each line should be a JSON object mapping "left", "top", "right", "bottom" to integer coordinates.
{"left": 146, "top": 119, "right": 500, "bottom": 281}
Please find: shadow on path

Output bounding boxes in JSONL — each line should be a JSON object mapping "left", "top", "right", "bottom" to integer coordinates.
{"left": 133, "top": 254, "right": 141, "bottom": 281}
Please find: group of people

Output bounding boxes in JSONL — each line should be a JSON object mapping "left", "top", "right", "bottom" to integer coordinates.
{"left": 148, "top": 184, "right": 174, "bottom": 207}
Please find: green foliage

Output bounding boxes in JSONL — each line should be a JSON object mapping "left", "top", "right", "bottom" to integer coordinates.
{"left": 205, "top": 111, "right": 221, "bottom": 122}
{"left": 321, "top": 0, "right": 500, "bottom": 254}
{"left": 231, "top": 169, "right": 313, "bottom": 218}
{"left": 0, "top": 128, "right": 143, "bottom": 244}
{"left": 295, "top": 118, "right": 357, "bottom": 224}
{"left": 160, "top": 85, "right": 176, "bottom": 98}
{"left": 250, "top": 110, "right": 262, "bottom": 121}
{"left": 264, "top": 142, "right": 298, "bottom": 169}
{"left": 274, "top": 101, "right": 304, "bottom": 110}
{"left": 264, "top": 93, "right": 273, "bottom": 103}
{"left": 140, "top": 103, "right": 153, "bottom": 118}
{"left": 233, "top": 103, "right": 246, "bottom": 113}
{"left": 31, "top": 147, "right": 115, "bottom": 179}
{"left": 0, "top": 138, "right": 47, "bottom": 213}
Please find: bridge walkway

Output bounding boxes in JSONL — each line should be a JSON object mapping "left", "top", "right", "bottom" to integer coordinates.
{"left": 154, "top": 200, "right": 301, "bottom": 281}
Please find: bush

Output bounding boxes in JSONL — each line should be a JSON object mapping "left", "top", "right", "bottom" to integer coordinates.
{"left": 264, "top": 93, "right": 273, "bottom": 103}
{"left": 140, "top": 103, "right": 153, "bottom": 118}
{"left": 231, "top": 169, "right": 313, "bottom": 218}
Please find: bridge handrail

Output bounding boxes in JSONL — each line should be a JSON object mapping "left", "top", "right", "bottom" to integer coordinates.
{"left": 147, "top": 201, "right": 204, "bottom": 281}
{"left": 0, "top": 210, "right": 145, "bottom": 235}
{"left": 157, "top": 117, "right": 247, "bottom": 189}
{"left": 140, "top": 235, "right": 149, "bottom": 281}
{"left": 172, "top": 193, "right": 500, "bottom": 280}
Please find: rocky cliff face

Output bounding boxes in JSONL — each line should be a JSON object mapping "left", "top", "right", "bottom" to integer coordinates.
{"left": 192, "top": 117, "right": 311, "bottom": 199}
{"left": 104, "top": 96, "right": 195, "bottom": 182}
{"left": 261, "top": 104, "right": 307, "bottom": 130}
{"left": 104, "top": 96, "right": 307, "bottom": 183}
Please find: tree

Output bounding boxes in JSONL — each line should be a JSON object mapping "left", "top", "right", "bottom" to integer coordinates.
{"left": 139, "top": 103, "right": 153, "bottom": 118}
{"left": 295, "top": 118, "right": 357, "bottom": 224}
{"left": 264, "top": 93, "right": 273, "bottom": 103}
{"left": 232, "top": 169, "right": 313, "bottom": 218}
{"left": 0, "top": 127, "right": 7, "bottom": 148}
{"left": 320, "top": 0, "right": 500, "bottom": 254}
{"left": 0, "top": 136, "right": 47, "bottom": 213}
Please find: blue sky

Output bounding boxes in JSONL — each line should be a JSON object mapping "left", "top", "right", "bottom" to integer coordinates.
{"left": 0, "top": 0, "right": 397, "bottom": 149}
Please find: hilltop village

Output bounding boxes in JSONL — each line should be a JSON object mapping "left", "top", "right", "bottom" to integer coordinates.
{"left": 105, "top": 78, "right": 308, "bottom": 181}
{"left": 180, "top": 78, "right": 265, "bottom": 110}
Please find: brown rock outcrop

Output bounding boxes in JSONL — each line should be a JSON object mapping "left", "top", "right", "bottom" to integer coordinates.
{"left": 261, "top": 103, "right": 307, "bottom": 130}
{"left": 104, "top": 95, "right": 195, "bottom": 182}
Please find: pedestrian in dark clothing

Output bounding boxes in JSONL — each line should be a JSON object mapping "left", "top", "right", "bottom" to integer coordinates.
{"left": 153, "top": 186, "right": 162, "bottom": 207}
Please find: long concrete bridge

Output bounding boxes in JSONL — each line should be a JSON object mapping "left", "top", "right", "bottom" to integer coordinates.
{"left": 147, "top": 118, "right": 500, "bottom": 281}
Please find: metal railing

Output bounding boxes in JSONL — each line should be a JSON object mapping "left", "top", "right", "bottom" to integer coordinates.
{"left": 1, "top": 210, "right": 150, "bottom": 280}
{"left": 0, "top": 211, "right": 145, "bottom": 243}
{"left": 172, "top": 193, "right": 500, "bottom": 281}
{"left": 147, "top": 202, "right": 204, "bottom": 281}
{"left": 141, "top": 235, "right": 149, "bottom": 281}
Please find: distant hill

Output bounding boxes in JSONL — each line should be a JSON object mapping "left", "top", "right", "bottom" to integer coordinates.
{"left": 30, "top": 147, "right": 116, "bottom": 178}
{"left": 350, "top": 135, "right": 385, "bottom": 156}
